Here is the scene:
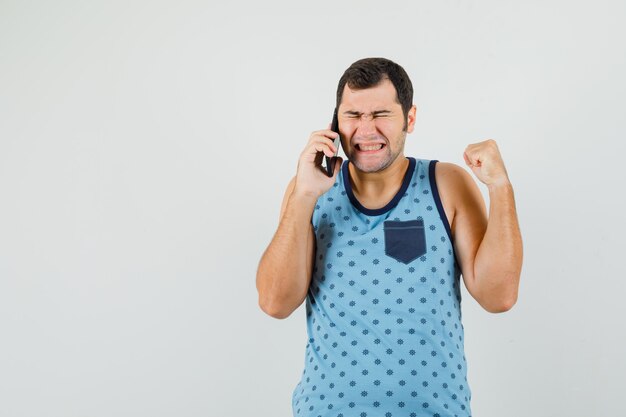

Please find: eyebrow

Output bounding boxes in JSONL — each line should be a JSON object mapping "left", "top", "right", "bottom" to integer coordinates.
{"left": 342, "top": 110, "right": 393, "bottom": 116}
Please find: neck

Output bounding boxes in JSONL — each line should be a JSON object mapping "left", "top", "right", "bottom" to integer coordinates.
{"left": 347, "top": 155, "right": 409, "bottom": 202}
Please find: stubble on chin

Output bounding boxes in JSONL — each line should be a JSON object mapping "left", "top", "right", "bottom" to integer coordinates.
{"left": 350, "top": 148, "right": 394, "bottom": 173}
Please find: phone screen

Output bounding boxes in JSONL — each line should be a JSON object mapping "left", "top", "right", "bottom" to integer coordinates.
{"left": 324, "top": 108, "right": 341, "bottom": 177}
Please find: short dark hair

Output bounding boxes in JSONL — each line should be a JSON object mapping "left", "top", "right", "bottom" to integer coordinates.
{"left": 336, "top": 57, "right": 413, "bottom": 130}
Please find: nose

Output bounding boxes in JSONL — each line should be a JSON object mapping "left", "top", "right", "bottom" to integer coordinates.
{"left": 356, "top": 114, "right": 377, "bottom": 136}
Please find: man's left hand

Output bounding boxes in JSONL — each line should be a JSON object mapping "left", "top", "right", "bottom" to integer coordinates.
{"left": 463, "top": 139, "right": 511, "bottom": 188}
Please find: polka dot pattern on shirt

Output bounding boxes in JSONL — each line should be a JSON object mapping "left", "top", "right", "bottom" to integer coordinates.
{"left": 292, "top": 158, "right": 472, "bottom": 417}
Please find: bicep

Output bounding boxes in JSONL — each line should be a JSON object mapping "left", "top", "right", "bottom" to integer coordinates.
{"left": 447, "top": 166, "right": 488, "bottom": 299}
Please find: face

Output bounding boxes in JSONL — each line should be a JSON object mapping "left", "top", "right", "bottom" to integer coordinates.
{"left": 338, "top": 78, "right": 416, "bottom": 173}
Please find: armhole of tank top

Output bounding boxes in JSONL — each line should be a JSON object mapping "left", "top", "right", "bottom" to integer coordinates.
{"left": 311, "top": 195, "right": 322, "bottom": 231}
{"left": 428, "top": 160, "right": 461, "bottom": 268}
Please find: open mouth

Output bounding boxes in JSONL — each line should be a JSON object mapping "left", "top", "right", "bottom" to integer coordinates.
{"left": 356, "top": 143, "right": 386, "bottom": 152}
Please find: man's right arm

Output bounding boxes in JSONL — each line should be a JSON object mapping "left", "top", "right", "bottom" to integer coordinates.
{"left": 256, "top": 126, "right": 342, "bottom": 319}
{"left": 256, "top": 176, "right": 317, "bottom": 319}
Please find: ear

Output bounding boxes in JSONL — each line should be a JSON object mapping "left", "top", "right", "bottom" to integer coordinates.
{"left": 406, "top": 104, "right": 417, "bottom": 133}
{"left": 406, "top": 105, "right": 417, "bottom": 133}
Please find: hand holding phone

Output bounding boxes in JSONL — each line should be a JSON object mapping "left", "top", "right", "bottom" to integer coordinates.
{"left": 323, "top": 108, "right": 341, "bottom": 177}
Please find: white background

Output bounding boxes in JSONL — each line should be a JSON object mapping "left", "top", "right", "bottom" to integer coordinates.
{"left": 1, "top": 1, "right": 624, "bottom": 416}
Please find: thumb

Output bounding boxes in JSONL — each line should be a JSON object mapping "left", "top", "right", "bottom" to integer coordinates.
{"left": 463, "top": 151, "right": 471, "bottom": 166}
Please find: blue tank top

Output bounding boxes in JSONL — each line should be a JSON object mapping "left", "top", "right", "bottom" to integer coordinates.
{"left": 291, "top": 157, "right": 472, "bottom": 417}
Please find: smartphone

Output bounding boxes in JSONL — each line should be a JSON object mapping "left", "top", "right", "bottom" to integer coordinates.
{"left": 323, "top": 107, "right": 341, "bottom": 177}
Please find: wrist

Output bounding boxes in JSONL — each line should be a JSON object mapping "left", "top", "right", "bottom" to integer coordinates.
{"left": 291, "top": 186, "right": 320, "bottom": 203}
{"left": 487, "top": 179, "right": 513, "bottom": 193}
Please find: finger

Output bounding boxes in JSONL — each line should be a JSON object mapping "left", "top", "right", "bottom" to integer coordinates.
{"left": 308, "top": 136, "right": 338, "bottom": 153}
{"left": 311, "top": 129, "right": 340, "bottom": 141}
{"left": 464, "top": 148, "right": 482, "bottom": 167}
{"left": 309, "top": 143, "right": 337, "bottom": 158}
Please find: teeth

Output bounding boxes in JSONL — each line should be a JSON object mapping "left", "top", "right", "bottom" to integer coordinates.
{"left": 359, "top": 144, "right": 383, "bottom": 151}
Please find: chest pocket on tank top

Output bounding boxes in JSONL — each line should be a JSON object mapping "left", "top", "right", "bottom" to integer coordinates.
{"left": 383, "top": 219, "right": 427, "bottom": 264}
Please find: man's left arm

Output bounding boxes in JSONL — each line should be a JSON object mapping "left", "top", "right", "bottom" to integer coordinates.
{"left": 441, "top": 139, "right": 523, "bottom": 313}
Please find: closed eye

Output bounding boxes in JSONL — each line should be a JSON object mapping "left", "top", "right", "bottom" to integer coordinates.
{"left": 342, "top": 112, "right": 393, "bottom": 120}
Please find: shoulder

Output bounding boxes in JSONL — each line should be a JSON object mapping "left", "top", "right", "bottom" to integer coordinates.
{"left": 432, "top": 160, "right": 466, "bottom": 177}
{"left": 432, "top": 161, "right": 475, "bottom": 196}
{"left": 431, "top": 160, "right": 485, "bottom": 223}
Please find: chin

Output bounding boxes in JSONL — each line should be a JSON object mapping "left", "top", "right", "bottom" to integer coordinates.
{"left": 349, "top": 155, "right": 394, "bottom": 173}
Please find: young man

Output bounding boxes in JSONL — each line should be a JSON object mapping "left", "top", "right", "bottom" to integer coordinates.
{"left": 256, "top": 57, "right": 523, "bottom": 417}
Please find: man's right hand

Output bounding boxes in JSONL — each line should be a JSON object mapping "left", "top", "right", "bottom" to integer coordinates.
{"left": 293, "top": 127, "right": 343, "bottom": 200}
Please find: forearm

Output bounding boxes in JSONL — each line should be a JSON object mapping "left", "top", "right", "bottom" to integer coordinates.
{"left": 256, "top": 191, "right": 317, "bottom": 317}
{"left": 473, "top": 182, "right": 523, "bottom": 310}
